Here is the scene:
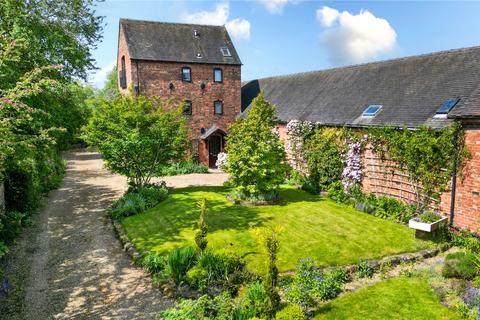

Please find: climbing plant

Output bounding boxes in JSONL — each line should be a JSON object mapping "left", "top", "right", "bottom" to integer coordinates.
{"left": 368, "top": 122, "right": 469, "bottom": 213}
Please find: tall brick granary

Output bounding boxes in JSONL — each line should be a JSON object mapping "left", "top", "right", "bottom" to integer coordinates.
{"left": 117, "top": 18, "right": 241, "bottom": 167}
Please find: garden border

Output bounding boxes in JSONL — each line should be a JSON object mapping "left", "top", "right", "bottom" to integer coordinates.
{"left": 111, "top": 219, "right": 142, "bottom": 262}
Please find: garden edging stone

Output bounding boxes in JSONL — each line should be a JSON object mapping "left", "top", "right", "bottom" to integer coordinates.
{"left": 112, "top": 219, "right": 142, "bottom": 262}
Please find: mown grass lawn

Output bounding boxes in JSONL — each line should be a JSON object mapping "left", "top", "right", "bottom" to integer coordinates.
{"left": 122, "top": 186, "right": 435, "bottom": 272}
{"left": 314, "top": 276, "right": 461, "bottom": 319}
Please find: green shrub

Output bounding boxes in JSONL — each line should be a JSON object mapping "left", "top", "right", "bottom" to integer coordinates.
{"left": 327, "top": 181, "right": 348, "bottom": 203}
{"left": 284, "top": 283, "right": 315, "bottom": 308}
{"left": 160, "top": 291, "right": 233, "bottom": 320}
{"left": 301, "top": 178, "right": 320, "bottom": 195}
{"left": 356, "top": 259, "right": 374, "bottom": 278}
{"left": 198, "top": 250, "right": 244, "bottom": 286}
{"left": 136, "top": 183, "right": 168, "bottom": 207}
{"left": 0, "top": 211, "right": 28, "bottom": 242}
{"left": 108, "top": 192, "right": 146, "bottom": 219}
{"left": 418, "top": 211, "right": 442, "bottom": 223}
{"left": 330, "top": 268, "right": 351, "bottom": 284}
{"left": 234, "top": 281, "right": 270, "bottom": 319}
{"left": 451, "top": 230, "right": 480, "bottom": 253}
{"left": 186, "top": 265, "right": 208, "bottom": 290}
{"left": 442, "top": 252, "right": 479, "bottom": 280}
{"left": 141, "top": 251, "right": 166, "bottom": 274}
{"left": 167, "top": 246, "right": 197, "bottom": 284}
{"left": 194, "top": 199, "right": 208, "bottom": 253}
{"left": 275, "top": 304, "right": 306, "bottom": 320}
{"left": 159, "top": 161, "right": 209, "bottom": 176}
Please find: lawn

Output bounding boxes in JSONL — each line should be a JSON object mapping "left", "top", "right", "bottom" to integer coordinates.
{"left": 122, "top": 186, "right": 435, "bottom": 272}
{"left": 314, "top": 276, "right": 461, "bottom": 319}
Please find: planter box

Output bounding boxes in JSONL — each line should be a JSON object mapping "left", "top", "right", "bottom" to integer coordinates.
{"left": 408, "top": 216, "right": 448, "bottom": 233}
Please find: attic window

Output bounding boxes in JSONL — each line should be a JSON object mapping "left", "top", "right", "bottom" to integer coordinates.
{"left": 436, "top": 98, "right": 459, "bottom": 114}
{"left": 220, "top": 47, "right": 231, "bottom": 57}
{"left": 362, "top": 105, "right": 382, "bottom": 117}
{"left": 197, "top": 53, "right": 202, "bottom": 59}
{"left": 194, "top": 30, "right": 199, "bottom": 37}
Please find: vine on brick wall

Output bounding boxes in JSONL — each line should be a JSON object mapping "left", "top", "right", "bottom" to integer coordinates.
{"left": 341, "top": 137, "right": 366, "bottom": 191}
{"left": 285, "top": 120, "right": 314, "bottom": 172}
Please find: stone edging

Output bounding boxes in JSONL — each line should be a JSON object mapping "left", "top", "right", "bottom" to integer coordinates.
{"left": 111, "top": 219, "right": 142, "bottom": 262}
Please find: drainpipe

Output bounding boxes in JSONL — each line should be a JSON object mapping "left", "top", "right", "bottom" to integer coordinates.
{"left": 449, "top": 131, "right": 459, "bottom": 226}
{"left": 134, "top": 60, "right": 140, "bottom": 96}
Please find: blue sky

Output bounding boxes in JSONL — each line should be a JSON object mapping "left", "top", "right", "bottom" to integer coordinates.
{"left": 89, "top": 1, "right": 480, "bottom": 88}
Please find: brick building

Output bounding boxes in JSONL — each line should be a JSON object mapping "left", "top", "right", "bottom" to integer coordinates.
{"left": 242, "top": 46, "right": 480, "bottom": 233}
{"left": 117, "top": 19, "right": 242, "bottom": 167}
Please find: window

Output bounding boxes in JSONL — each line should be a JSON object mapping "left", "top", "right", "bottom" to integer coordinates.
{"left": 182, "top": 67, "right": 191, "bottom": 82}
{"left": 362, "top": 105, "right": 382, "bottom": 117}
{"left": 436, "top": 98, "right": 459, "bottom": 114}
{"left": 183, "top": 100, "right": 192, "bottom": 115}
{"left": 220, "top": 47, "right": 231, "bottom": 57}
{"left": 214, "top": 68, "right": 223, "bottom": 83}
{"left": 119, "top": 56, "right": 127, "bottom": 89}
{"left": 214, "top": 100, "right": 223, "bottom": 115}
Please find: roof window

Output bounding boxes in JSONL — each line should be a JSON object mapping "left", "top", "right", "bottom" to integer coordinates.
{"left": 220, "top": 47, "right": 231, "bottom": 57}
{"left": 436, "top": 98, "right": 459, "bottom": 114}
{"left": 362, "top": 105, "right": 382, "bottom": 117}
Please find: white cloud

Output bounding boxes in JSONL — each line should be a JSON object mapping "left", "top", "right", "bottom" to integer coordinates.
{"left": 182, "top": 3, "right": 251, "bottom": 40}
{"left": 316, "top": 6, "right": 397, "bottom": 65}
{"left": 258, "top": 0, "right": 298, "bottom": 14}
{"left": 89, "top": 60, "right": 116, "bottom": 88}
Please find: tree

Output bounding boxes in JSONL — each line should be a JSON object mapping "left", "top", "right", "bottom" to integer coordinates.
{"left": 225, "top": 92, "right": 287, "bottom": 200}
{"left": 194, "top": 198, "right": 208, "bottom": 253}
{"left": 83, "top": 94, "right": 189, "bottom": 188}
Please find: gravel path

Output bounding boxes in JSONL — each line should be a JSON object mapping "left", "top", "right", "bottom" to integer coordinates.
{"left": 0, "top": 150, "right": 227, "bottom": 319}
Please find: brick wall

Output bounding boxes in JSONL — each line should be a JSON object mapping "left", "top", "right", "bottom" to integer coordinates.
{"left": 279, "top": 123, "right": 480, "bottom": 233}
{"left": 117, "top": 24, "right": 133, "bottom": 95}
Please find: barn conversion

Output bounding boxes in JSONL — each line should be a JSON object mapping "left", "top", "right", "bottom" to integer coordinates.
{"left": 242, "top": 46, "right": 480, "bottom": 232}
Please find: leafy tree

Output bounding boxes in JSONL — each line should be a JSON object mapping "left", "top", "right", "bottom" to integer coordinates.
{"left": 96, "top": 66, "right": 120, "bottom": 102}
{"left": 83, "top": 94, "right": 189, "bottom": 188}
{"left": 225, "top": 92, "right": 287, "bottom": 199}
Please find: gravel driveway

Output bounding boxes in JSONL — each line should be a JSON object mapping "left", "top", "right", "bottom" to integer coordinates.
{"left": 0, "top": 150, "right": 228, "bottom": 319}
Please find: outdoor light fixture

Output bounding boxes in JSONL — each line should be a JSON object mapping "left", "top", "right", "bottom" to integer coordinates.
{"left": 200, "top": 127, "right": 205, "bottom": 134}
{"left": 200, "top": 82, "right": 206, "bottom": 90}
{"left": 169, "top": 82, "right": 174, "bottom": 90}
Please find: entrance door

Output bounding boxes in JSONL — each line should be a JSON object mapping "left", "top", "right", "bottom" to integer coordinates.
{"left": 208, "top": 135, "right": 222, "bottom": 168}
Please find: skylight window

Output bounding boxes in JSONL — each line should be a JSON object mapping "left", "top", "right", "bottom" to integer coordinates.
{"left": 362, "top": 105, "right": 382, "bottom": 117}
{"left": 220, "top": 47, "right": 231, "bottom": 57}
{"left": 436, "top": 98, "right": 459, "bottom": 114}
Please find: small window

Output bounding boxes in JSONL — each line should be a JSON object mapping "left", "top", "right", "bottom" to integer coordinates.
{"left": 436, "top": 98, "right": 460, "bottom": 114}
{"left": 182, "top": 67, "right": 191, "bottom": 82}
{"left": 119, "top": 56, "right": 127, "bottom": 89}
{"left": 220, "top": 47, "right": 231, "bottom": 57}
{"left": 183, "top": 100, "right": 192, "bottom": 115}
{"left": 362, "top": 105, "right": 382, "bottom": 117}
{"left": 214, "top": 100, "right": 223, "bottom": 115}
{"left": 214, "top": 68, "right": 223, "bottom": 83}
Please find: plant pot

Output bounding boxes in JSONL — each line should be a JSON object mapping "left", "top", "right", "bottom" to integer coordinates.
{"left": 408, "top": 216, "right": 448, "bottom": 233}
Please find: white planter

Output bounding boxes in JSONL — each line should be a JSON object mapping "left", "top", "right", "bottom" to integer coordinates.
{"left": 408, "top": 217, "right": 448, "bottom": 233}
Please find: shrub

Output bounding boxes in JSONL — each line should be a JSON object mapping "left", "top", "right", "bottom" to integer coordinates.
{"left": 186, "top": 265, "right": 208, "bottom": 290}
{"left": 225, "top": 92, "right": 288, "bottom": 199}
{"left": 167, "top": 246, "right": 197, "bottom": 284}
{"left": 160, "top": 291, "right": 233, "bottom": 320}
{"left": 135, "top": 183, "right": 168, "bottom": 207}
{"left": 141, "top": 251, "right": 166, "bottom": 274}
{"left": 284, "top": 283, "right": 315, "bottom": 308}
{"left": 442, "top": 252, "right": 478, "bottom": 280}
{"left": 197, "top": 250, "right": 244, "bottom": 287}
{"left": 159, "top": 161, "right": 209, "bottom": 176}
{"left": 275, "top": 304, "right": 306, "bottom": 320}
{"left": 356, "top": 260, "right": 374, "bottom": 278}
{"left": 327, "top": 181, "right": 348, "bottom": 203}
{"left": 194, "top": 199, "right": 208, "bottom": 253}
{"left": 451, "top": 230, "right": 480, "bottom": 253}
{"left": 108, "top": 192, "right": 146, "bottom": 219}
{"left": 418, "top": 211, "right": 442, "bottom": 223}
{"left": 234, "top": 281, "right": 270, "bottom": 319}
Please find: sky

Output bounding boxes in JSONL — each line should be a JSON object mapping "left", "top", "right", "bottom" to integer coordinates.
{"left": 89, "top": 0, "right": 480, "bottom": 88}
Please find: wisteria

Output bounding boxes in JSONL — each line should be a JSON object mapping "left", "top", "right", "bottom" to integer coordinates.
{"left": 341, "top": 139, "right": 364, "bottom": 191}
{"left": 285, "top": 120, "right": 313, "bottom": 172}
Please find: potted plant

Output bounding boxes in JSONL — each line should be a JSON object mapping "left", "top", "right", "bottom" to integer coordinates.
{"left": 408, "top": 211, "right": 448, "bottom": 233}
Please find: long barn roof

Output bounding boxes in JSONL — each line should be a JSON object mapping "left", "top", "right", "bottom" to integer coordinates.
{"left": 241, "top": 46, "right": 480, "bottom": 128}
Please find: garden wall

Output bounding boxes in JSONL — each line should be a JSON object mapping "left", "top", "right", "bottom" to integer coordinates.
{"left": 279, "top": 123, "right": 480, "bottom": 233}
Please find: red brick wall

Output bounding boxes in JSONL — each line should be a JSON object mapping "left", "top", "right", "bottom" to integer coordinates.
{"left": 279, "top": 123, "right": 480, "bottom": 233}
{"left": 117, "top": 24, "right": 133, "bottom": 95}
{"left": 117, "top": 28, "right": 241, "bottom": 166}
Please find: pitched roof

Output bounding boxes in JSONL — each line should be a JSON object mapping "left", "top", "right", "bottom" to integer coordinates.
{"left": 120, "top": 18, "right": 242, "bottom": 65}
{"left": 241, "top": 46, "right": 480, "bottom": 128}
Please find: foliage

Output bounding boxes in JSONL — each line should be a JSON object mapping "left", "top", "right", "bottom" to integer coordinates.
{"left": 341, "top": 138, "right": 364, "bottom": 190}
{"left": 284, "top": 258, "right": 348, "bottom": 308}
{"left": 234, "top": 281, "right": 271, "bottom": 319}
{"left": 108, "top": 183, "right": 168, "bottom": 219}
{"left": 166, "top": 246, "right": 197, "bottom": 284}
{"left": 369, "top": 123, "right": 469, "bottom": 212}
{"left": 225, "top": 92, "right": 288, "bottom": 199}
{"left": 95, "top": 66, "right": 119, "bottom": 102}
{"left": 275, "top": 304, "right": 306, "bottom": 320}
{"left": 159, "top": 161, "right": 209, "bottom": 176}
{"left": 442, "top": 252, "right": 479, "bottom": 280}
{"left": 160, "top": 291, "right": 234, "bottom": 320}
{"left": 327, "top": 181, "right": 349, "bottom": 203}
{"left": 83, "top": 93, "right": 189, "bottom": 188}
{"left": 419, "top": 211, "right": 442, "bottom": 223}
{"left": 303, "top": 127, "right": 347, "bottom": 192}
{"left": 195, "top": 199, "right": 208, "bottom": 253}
{"left": 356, "top": 260, "right": 374, "bottom": 278}
{"left": 450, "top": 230, "right": 480, "bottom": 253}
{"left": 141, "top": 251, "right": 166, "bottom": 274}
